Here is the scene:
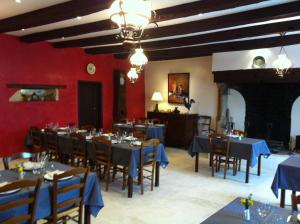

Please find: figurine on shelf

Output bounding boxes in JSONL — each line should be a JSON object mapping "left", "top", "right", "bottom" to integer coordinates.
{"left": 183, "top": 97, "right": 195, "bottom": 112}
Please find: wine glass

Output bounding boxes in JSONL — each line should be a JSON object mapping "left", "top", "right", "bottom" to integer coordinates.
{"left": 256, "top": 202, "right": 271, "bottom": 223}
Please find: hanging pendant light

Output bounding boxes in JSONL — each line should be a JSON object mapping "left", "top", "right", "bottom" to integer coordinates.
{"left": 127, "top": 67, "right": 139, "bottom": 83}
{"left": 109, "top": 0, "right": 152, "bottom": 42}
{"left": 129, "top": 47, "right": 148, "bottom": 73}
{"left": 273, "top": 46, "right": 293, "bottom": 78}
{"left": 273, "top": 32, "right": 293, "bottom": 78}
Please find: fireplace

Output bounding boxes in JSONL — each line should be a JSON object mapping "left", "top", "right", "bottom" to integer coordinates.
{"left": 235, "top": 83, "right": 300, "bottom": 148}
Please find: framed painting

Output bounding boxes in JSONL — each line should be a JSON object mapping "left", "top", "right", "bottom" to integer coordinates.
{"left": 168, "top": 73, "right": 190, "bottom": 104}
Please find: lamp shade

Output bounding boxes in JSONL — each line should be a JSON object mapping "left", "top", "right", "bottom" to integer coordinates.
{"left": 151, "top": 91, "right": 163, "bottom": 101}
{"left": 109, "top": 0, "right": 151, "bottom": 29}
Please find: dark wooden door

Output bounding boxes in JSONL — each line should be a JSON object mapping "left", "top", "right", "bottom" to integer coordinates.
{"left": 78, "top": 81, "right": 102, "bottom": 129}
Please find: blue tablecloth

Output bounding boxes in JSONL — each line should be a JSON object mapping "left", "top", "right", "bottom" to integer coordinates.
{"left": 188, "top": 135, "right": 271, "bottom": 167}
{"left": 129, "top": 143, "right": 169, "bottom": 178}
{"left": 271, "top": 155, "right": 300, "bottom": 198}
{"left": 0, "top": 162, "right": 104, "bottom": 222}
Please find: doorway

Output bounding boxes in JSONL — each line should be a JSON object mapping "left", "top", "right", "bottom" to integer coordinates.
{"left": 78, "top": 81, "right": 102, "bottom": 129}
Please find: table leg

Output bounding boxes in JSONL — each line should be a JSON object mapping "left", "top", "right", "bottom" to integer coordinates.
{"left": 84, "top": 205, "right": 91, "bottom": 224}
{"left": 280, "top": 189, "right": 286, "bottom": 208}
{"left": 209, "top": 153, "right": 213, "bottom": 167}
{"left": 245, "top": 159, "right": 250, "bottom": 183}
{"left": 155, "top": 162, "right": 160, "bottom": 187}
{"left": 128, "top": 175, "right": 133, "bottom": 198}
{"left": 195, "top": 153, "right": 199, "bottom": 172}
{"left": 257, "top": 154, "right": 262, "bottom": 176}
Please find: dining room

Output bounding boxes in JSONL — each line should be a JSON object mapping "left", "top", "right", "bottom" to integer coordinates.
{"left": 1, "top": 0, "right": 300, "bottom": 223}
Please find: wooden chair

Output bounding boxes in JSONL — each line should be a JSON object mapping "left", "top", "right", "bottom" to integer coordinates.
{"left": 45, "top": 167, "right": 89, "bottom": 224}
{"left": 92, "top": 136, "right": 113, "bottom": 191}
{"left": 44, "top": 129, "right": 59, "bottom": 161}
{"left": 81, "top": 125, "right": 95, "bottom": 132}
{"left": 139, "top": 139, "right": 160, "bottom": 194}
{"left": 70, "top": 133, "right": 87, "bottom": 167}
{"left": 30, "top": 126, "right": 42, "bottom": 153}
{"left": 209, "top": 133, "right": 237, "bottom": 179}
{"left": 0, "top": 179, "right": 41, "bottom": 224}
{"left": 133, "top": 124, "right": 148, "bottom": 140}
{"left": 3, "top": 152, "right": 35, "bottom": 170}
{"left": 151, "top": 118, "right": 161, "bottom": 125}
{"left": 292, "top": 193, "right": 300, "bottom": 211}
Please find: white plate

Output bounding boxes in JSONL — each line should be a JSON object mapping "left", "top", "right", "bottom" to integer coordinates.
{"left": 86, "top": 136, "right": 93, "bottom": 140}
{"left": 22, "top": 162, "right": 43, "bottom": 170}
{"left": 0, "top": 188, "right": 21, "bottom": 195}
{"left": 76, "top": 130, "right": 87, "bottom": 133}
{"left": 44, "top": 173, "right": 73, "bottom": 181}
{"left": 155, "top": 124, "right": 165, "bottom": 127}
{"left": 133, "top": 141, "right": 142, "bottom": 146}
{"left": 57, "top": 131, "right": 67, "bottom": 135}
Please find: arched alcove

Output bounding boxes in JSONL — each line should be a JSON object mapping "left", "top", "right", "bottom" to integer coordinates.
{"left": 291, "top": 96, "right": 300, "bottom": 148}
{"left": 227, "top": 88, "right": 246, "bottom": 131}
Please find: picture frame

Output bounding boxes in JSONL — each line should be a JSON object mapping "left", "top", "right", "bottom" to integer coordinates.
{"left": 168, "top": 73, "right": 190, "bottom": 104}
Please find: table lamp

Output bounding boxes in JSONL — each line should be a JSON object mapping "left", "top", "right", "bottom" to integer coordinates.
{"left": 151, "top": 91, "right": 163, "bottom": 112}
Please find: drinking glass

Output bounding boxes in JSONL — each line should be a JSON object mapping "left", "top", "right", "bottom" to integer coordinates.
{"left": 255, "top": 202, "right": 271, "bottom": 223}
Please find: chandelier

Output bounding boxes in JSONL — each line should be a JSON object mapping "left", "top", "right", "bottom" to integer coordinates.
{"left": 127, "top": 67, "right": 139, "bottom": 83}
{"left": 109, "top": 0, "right": 152, "bottom": 43}
{"left": 273, "top": 32, "right": 293, "bottom": 78}
{"left": 273, "top": 46, "right": 293, "bottom": 78}
{"left": 129, "top": 47, "right": 148, "bottom": 73}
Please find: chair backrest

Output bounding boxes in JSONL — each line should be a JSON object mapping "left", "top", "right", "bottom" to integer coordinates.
{"left": 3, "top": 152, "right": 34, "bottom": 170}
{"left": 0, "top": 179, "right": 41, "bottom": 224}
{"left": 151, "top": 118, "right": 161, "bottom": 125}
{"left": 232, "top": 129, "right": 245, "bottom": 136}
{"left": 292, "top": 194, "right": 300, "bottom": 212}
{"left": 44, "top": 128, "right": 58, "bottom": 151}
{"left": 81, "top": 125, "right": 95, "bottom": 132}
{"left": 140, "top": 139, "right": 159, "bottom": 166}
{"left": 52, "top": 167, "right": 89, "bottom": 221}
{"left": 70, "top": 133, "right": 86, "bottom": 157}
{"left": 209, "top": 133, "right": 230, "bottom": 156}
{"left": 30, "top": 127, "right": 42, "bottom": 148}
{"left": 92, "top": 137, "right": 112, "bottom": 165}
{"left": 133, "top": 130, "right": 147, "bottom": 140}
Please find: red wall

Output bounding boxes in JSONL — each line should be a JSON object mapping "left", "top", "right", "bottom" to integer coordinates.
{"left": 0, "top": 34, "right": 145, "bottom": 156}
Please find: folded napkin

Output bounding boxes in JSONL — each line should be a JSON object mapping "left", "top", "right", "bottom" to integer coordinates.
{"left": 23, "top": 161, "right": 42, "bottom": 170}
{"left": 47, "top": 170, "right": 64, "bottom": 178}
{"left": 124, "top": 136, "right": 136, "bottom": 141}
{"left": 0, "top": 182, "right": 9, "bottom": 188}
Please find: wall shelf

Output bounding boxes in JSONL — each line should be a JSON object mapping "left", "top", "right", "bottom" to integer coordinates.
{"left": 6, "top": 83, "right": 66, "bottom": 89}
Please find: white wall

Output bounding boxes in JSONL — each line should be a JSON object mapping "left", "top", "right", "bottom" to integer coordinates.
{"left": 227, "top": 89, "right": 246, "bottom": 131}
{"left": 291, "top": 96, "right": 300, "bottom": 148}
{"left": 144, "top": 56, "right": 218, "bottom": 127}
{"left": 212, "top": 44, "right": 300, "bottom": 71}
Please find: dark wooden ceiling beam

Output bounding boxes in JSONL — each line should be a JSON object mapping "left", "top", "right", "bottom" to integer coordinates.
{"left": 213, "top": 69, "right": 300, "bottom": 84}
{"left": 85, "top": 19, "right": 300, "bottom": 54}
{"left": 0, "top": 0, "right": 112, "bottom": 33}
{"left": 21, "top": 0, "right": 266, "bottom": 43}
{"left": 53, "top": 1, "right": 300, "bottom": 49}
{"left": 112, "top": 33, "right": 300, "bottom": 61}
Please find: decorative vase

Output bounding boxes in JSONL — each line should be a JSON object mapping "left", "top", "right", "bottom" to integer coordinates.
{"left": 243, "top": 209, "right": 251, "bottom": 221}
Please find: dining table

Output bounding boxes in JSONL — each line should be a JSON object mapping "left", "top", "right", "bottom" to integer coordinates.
{"left": 188, "top": 135, "right": 271, "bottom": 183}
{"left": 113, "top": 123, "right": 165, "bottom": 143}
{"left": 0, "top": 162, "right": 104, "bottom": 223}
{"left": 200, "top": 197, "right": 291, "bottom": 223}
{"left": 271, "top": 155, "right": 300, "bottom": 208}
{"left": 25, "top": 130, "right": 169, "bottom": 198}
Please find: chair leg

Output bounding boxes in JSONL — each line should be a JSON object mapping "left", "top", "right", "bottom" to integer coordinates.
{"left": 212, "top": 156, "right": 215, "bottom": 177}
{"left": 112, "top": 166, "right": 117, "bottom": 181}
{"left": 141, "top": 168, "right": 144, "bottom": 195}
{"left": 105, "top": 166, "right": 109, "bottom": 192}
{"left": 224, "top": 158, "right": 228, "bottom": 179}
{"left": 151, "top": 165, "right": 155, "bottom": 191}
{"left": 238, "top": 159, "right": 241, "bottom": 171}
{"left": 122, "top": 167, "right": 127, "bottom": 190}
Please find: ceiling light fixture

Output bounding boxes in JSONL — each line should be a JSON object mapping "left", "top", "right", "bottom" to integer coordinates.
{"left": 109, "top": 0, "right": 152, "bottom": 43}
{"left": 15, "top": 0, "right": 21, "bottom": 3}
{"left": 273, "top": 32, "right": 293, "bottom": 78}
{"left": 127, "top": 67, "right": 139, "bottom": 83}
{"left": 21, "top": 28, "right": 25, "bottom": 31}
{"left": 76, "top": 16, "right": 82, "bottom": 20}
{"left": 129, "top": 47, "right": 148, "bottom": 73}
